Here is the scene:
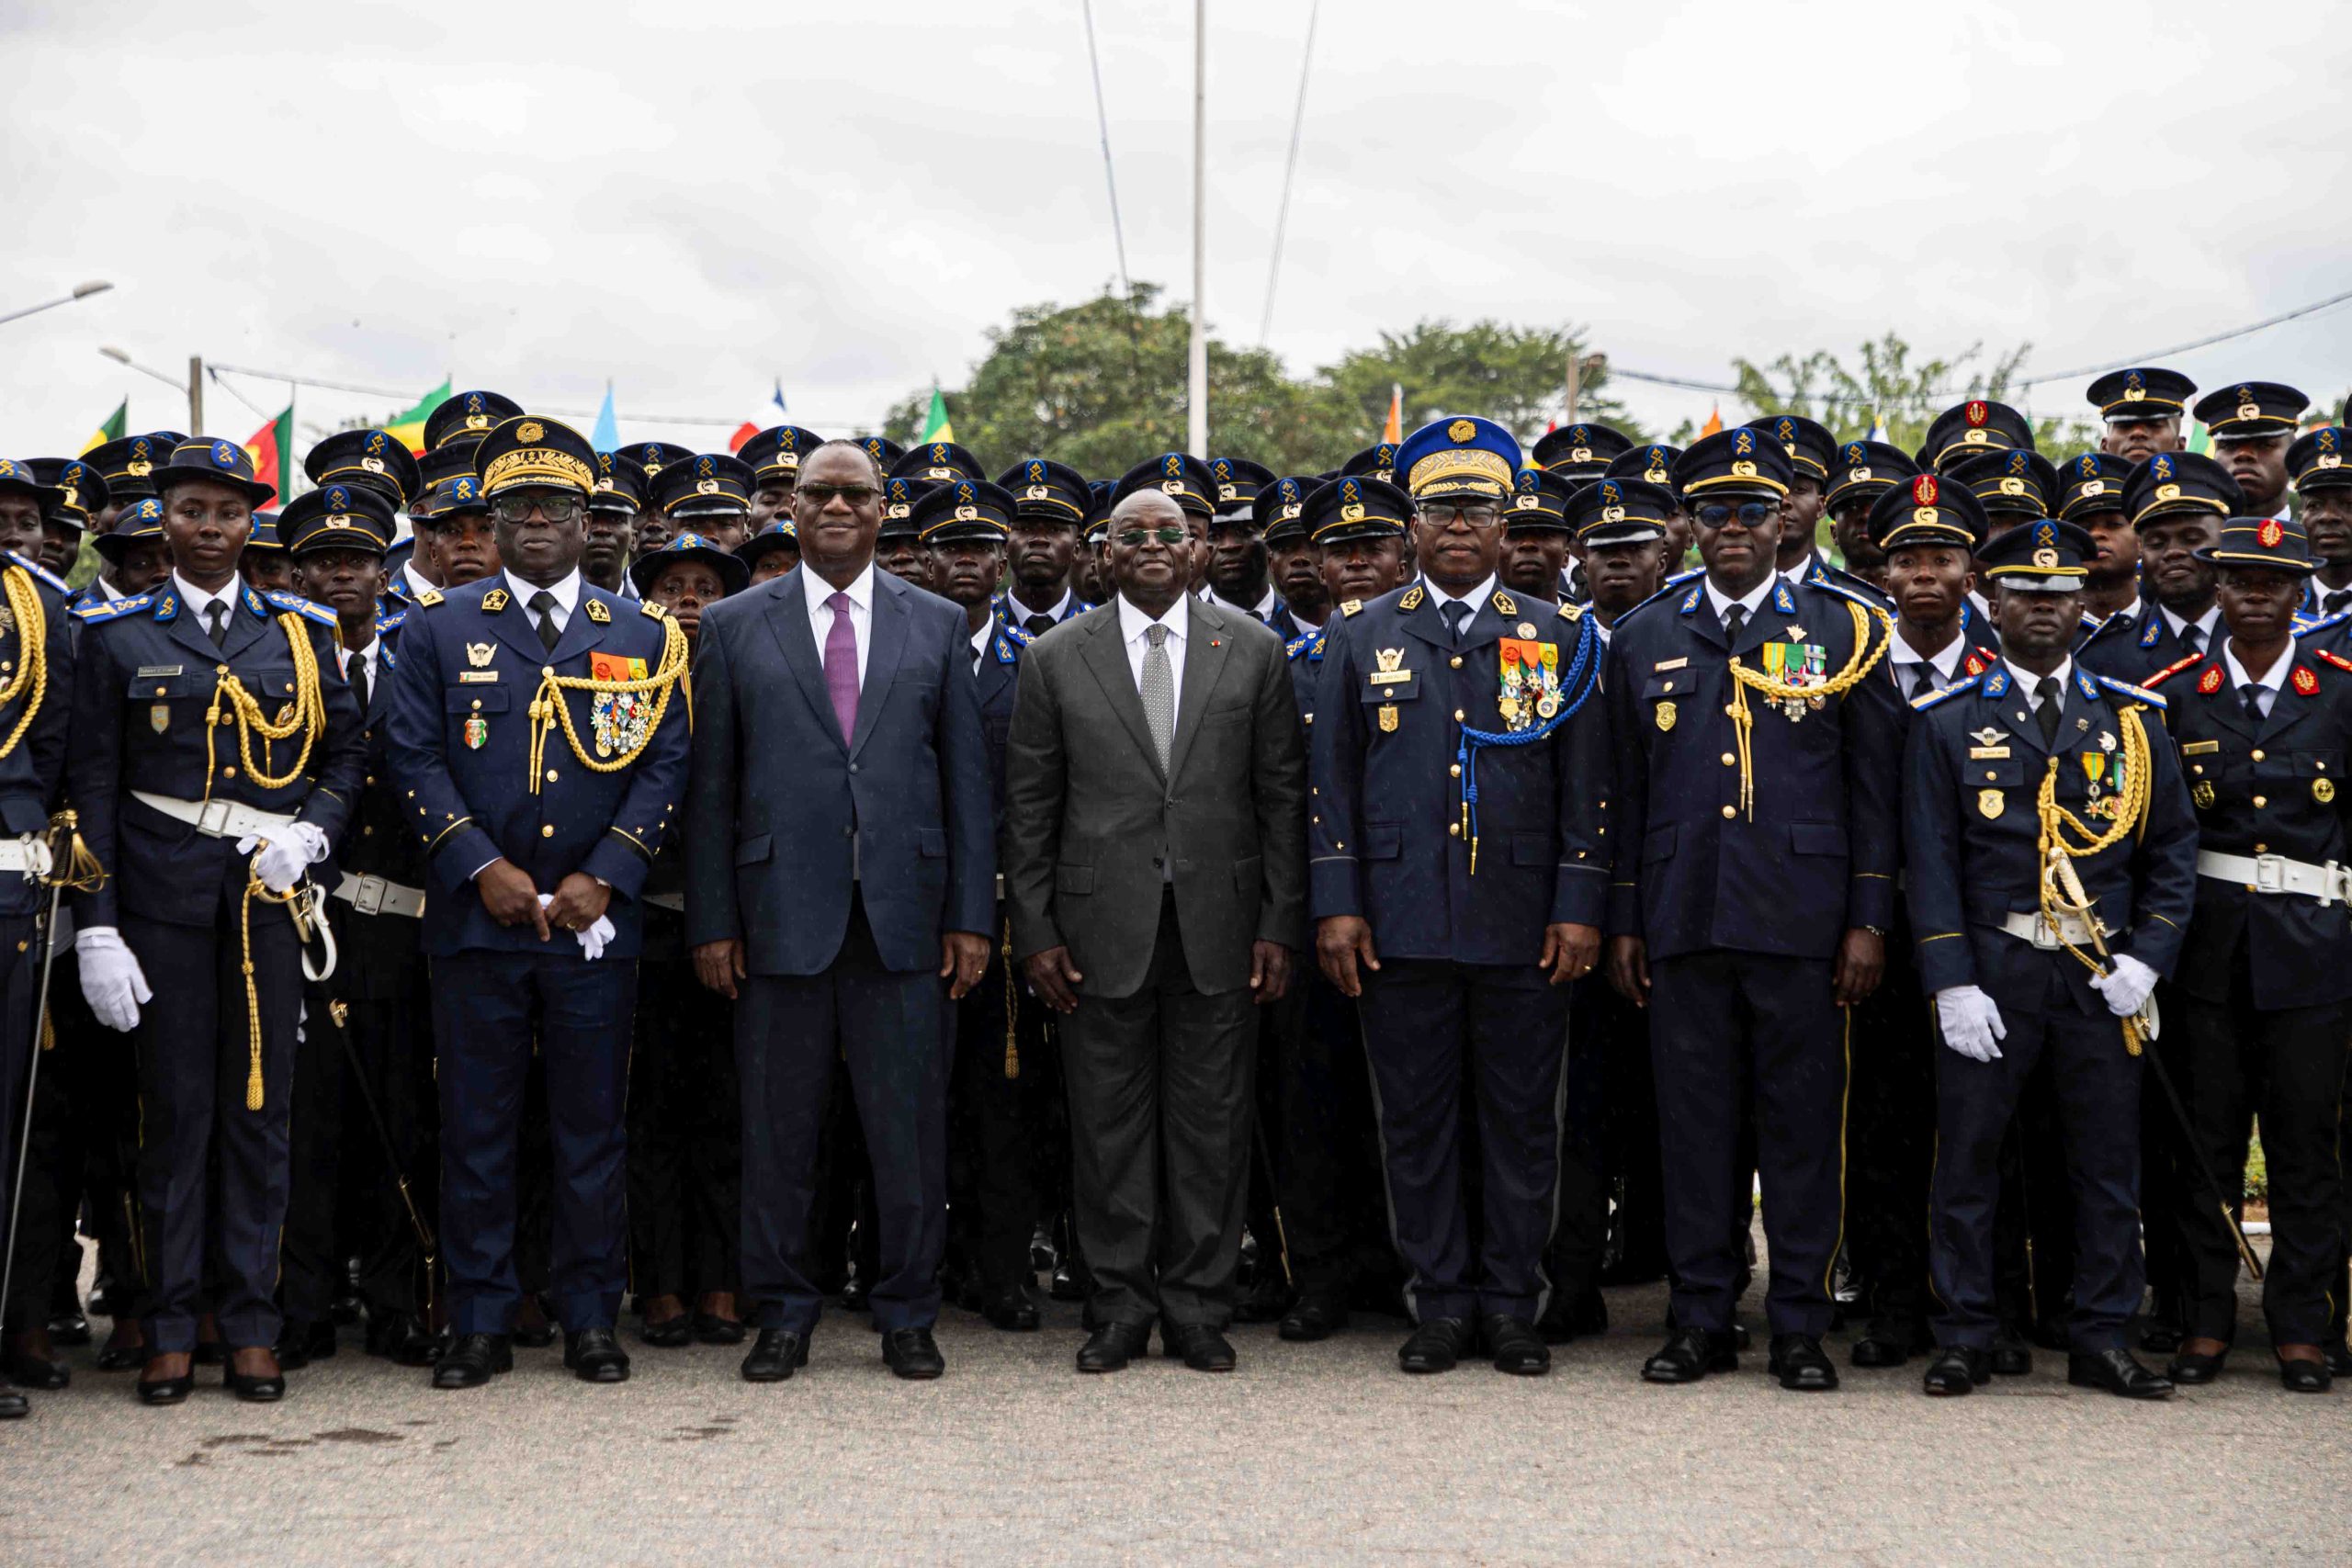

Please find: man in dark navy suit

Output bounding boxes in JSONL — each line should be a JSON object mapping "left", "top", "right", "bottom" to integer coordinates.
{"left": 385, "top": 415, "right": 691, "bottom": 1391}
{"left": 1603, "top": 427, "right": 1903, "bottom": 1393}
{"left": 683, "top": 441, "right": 995, "bottom": 1383}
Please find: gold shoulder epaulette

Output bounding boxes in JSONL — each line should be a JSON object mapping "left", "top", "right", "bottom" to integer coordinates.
{"left": 417, "top": 588, "right": 445, "bottom": 608}
{"left": 2319, "top": 649, "right": 2352, "bottom": 675}
{"left": 640, "top": 599, "right": 667, "bottom": 618}
{"left": 1398, "top": 584, "right": 1425, "bottom": 611}
{"left": 2142, "top": 651, "right": 2202, "bottom": 687}
{"left": 1556, "top": 601, "right": 1584, "bottom": 621}
{"left": 1492, "top": 589, "right": 1518, "bottom": 617}
{"left": 1339, "top": 599, "right": 1363, "bottom": 618}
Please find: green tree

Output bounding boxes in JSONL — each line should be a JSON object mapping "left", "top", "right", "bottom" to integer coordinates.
{"left": 1730, "top": 333, "right": 2098, "bottom": 455}
{"left": 1317, "top": 321, "right": 1631, "bottom": 451}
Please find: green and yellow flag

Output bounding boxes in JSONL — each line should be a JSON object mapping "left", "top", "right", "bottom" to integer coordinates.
{"left": 80, "top": 398, "right": 127, "bottom": 455}
{"left": 385, "top": 379, "right": 452, "bottom": 454}
{"left": 920, "top": 386, "right": 954, "bottom": 445}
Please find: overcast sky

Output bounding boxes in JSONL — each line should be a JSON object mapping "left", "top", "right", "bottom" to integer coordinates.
{"left": 6, "top": 0, "right": 2348, "bottom": 462}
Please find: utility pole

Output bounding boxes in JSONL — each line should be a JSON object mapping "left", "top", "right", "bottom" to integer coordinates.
{"left": 1565, "top": 349, "right": 1580, "bottom": 426}
{"left": 1186, "top": 0, "right": 1208, "bottom": 457}
{"left": 188, "top": 355, "right": 205, "bottom": 434}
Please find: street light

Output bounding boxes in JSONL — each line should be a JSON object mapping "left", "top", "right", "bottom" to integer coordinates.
{"left": 99, "top": 344, "right": 203, "bottom": 432}
{"left": 0, "top": 280, "right": 114, "bottom": 328}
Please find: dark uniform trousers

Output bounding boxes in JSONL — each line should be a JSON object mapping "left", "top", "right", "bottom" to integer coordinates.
{"left": 1843, "top": 910, "right": 1936, "bottom": 1340}
{"left": 27, "top": 949, "right": 141, "bottom": 1330}
{"left": 1360, "top": 959, "right": 1569, "bottom": 1324}
{"left": 737, "top": 894, "right": 947, "bottom": 1337}
{"left": 434, "top": 951, "right": 635, "bottom": 1336}
{"left": 123, "top": 889, "right": 304, "bottom": 1354}
{"left": 944, "top": 912, "right": 1059, "bottom": 1296}
{"left": 280, "top": 971, "right": 348, "bottom": 1329}
{"left": 1649, "top": 952, "right": 1846, "bottom": 1339}
{"left": 330, "top": 902, "right": 439, "bottom": 1325}
{"left": 0, "top": 916, "right": 41, "bottom": 1328}
{"left": 628, "top": 903, "right": 741, "bottom": 1305}
{"left": 1577, "top": 972, "right": 1668, "bottom": 1283}
{"left": 1269, "top": 970, "right": 1389, "bottom": 1303}
{"left": 1930, "top": 976, "right": 2144, "bottom": 1351}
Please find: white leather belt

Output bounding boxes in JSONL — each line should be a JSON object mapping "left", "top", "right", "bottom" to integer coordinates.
{"left": 130, "top": 790, "right": 298, "bottom": 842}
{"left": 334, "top": 871, "right": 426, "bottom": 919}
{"left": 0, "top": 839, "right": 43, "bottom": 877}
{"left": 1998, "top": 908, "right": 2108, "bottom": 950}
{"left": 642, "top": 891, "right": 684, "bottom": 913}
{"left": 2195, "top": 849, "right": 2352, "bottom": 906}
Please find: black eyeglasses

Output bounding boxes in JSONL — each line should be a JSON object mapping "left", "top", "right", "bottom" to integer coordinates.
{"left": 797, "top": 483, "right": 879, "bottom": 508}
{"left": 1418, "top": 502, "right": 1502, "bottom": 529}
{"left": 490, "top": 494, "right": 584, "bottom": 525}
{"left": 1116, "top": 525, "right": 1192, "bottom": 547}
{"left": 1692, "top": 501, "right": 1780, "bottom": 528}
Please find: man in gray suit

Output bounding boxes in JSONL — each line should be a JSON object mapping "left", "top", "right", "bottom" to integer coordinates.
{"left": 684, "top": 441, "right": 995, "bottom": 1383}
{"left": 1003, "top": 483, "right": 1308, "bottom": 1374}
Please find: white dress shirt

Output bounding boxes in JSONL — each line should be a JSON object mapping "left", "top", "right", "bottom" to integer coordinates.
{"left": 402, "top": 561, "right": 438, "bottom": 602}
{"left": 1889, "top": 626, "right": 1969, "bottom": 696}
{"left": 968, "top": 619, "right": 993, "bottom": 675}
{"left": 2159, "top": 601, "right": 2222, "bottom": 654}
{"left": 1780, "top": 550, "right": 1819, "bottom": 591}
{"left": 1117, "top": 590, "right": 1190, "bottom": 715}
{"left": 1006, "top": 586, "right": 1074, "bottom": 627}
{"left": 504, "top": 569, "right": 582, "bottom": 636}
{"left": 2005, "top": 655, "right": 2076, "bottom": 725}
{"left": 1204, "top": 583, "right": 1281, "bottom": 623}
{"left": 1426, "top": 572, "right": 1497, "bottom": 626}
{"left": 804, "top": 562, "right": 875, "bottom": 685}
{"left": 2223, "top": 639, "right": 2290, "bottom": 720}
{"left": 1702, "top": 572, "right": 1777, "bottom": 629}
{"left": 341, "top": 635, "right": 382, "bottom": 699}
{"left": 171, "top": 571, "right": 239, "bottom": 639}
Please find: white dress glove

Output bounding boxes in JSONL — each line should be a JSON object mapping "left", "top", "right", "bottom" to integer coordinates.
{"left": 2089, "top": 953, "right": 2157, "bottom": 1018}
{"left": 537, "top": 893, "right": 617, "bottom": 961}
{"left": 1934, "top": 985, "right": 2007, "bottom": 1063}
{"left": 238, "top": 821, "right": 330, "bottom": 896}
{"left": 75, "top": 927, "right": 152, "bottom": 1033}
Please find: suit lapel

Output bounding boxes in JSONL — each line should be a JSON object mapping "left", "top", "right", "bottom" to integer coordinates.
{"left": 1079, "top": 608, "right": 1164, "bottom": 781}
{"left": 757, "top": 570, "right": 844, "bottom": 750}
{"left": 545, "top": 588, "right": 610, "bottom": 669}
{"left": 1995, "top": 673, "right": 2053, "bottom": 756}
{"left": 1166, "top": 601, "right": 1233, "bottom": 781}
{"left": 488, "top": 583, "right": 555, "bottom": 668}
{"left": 848, "top": 578, "right": 908, "bottom": 761}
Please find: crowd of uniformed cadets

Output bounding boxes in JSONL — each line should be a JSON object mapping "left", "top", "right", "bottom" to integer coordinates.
{"left": 0, "top": 359, "right": 2346, "bottom": 1416}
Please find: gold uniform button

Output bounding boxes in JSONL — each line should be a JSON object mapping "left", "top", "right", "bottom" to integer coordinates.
{"left": 1448, "top": 822, "right": 1461, "bottom": 837}
{"left": 222, "top": 766, "right": 236, "bottom": 778}
{"left": 2254, "top": 843, "right": 2267, "bottom": 854}
{"left": 2253, "top": 795, "right": 2267, "bottom": 808}
{"left": 1721, "top": 805, "right": 1736, "bottom": 818}
{"left": 1721, "top": 752, "right": 1736, "bottom": 766}
{"left": 470, "top": 699, "right": 482, "bottom": 711}
{"left": 541, "top": 824, "right": 555, "bottom": 838}
{"left": 1450, "top": 763, "right": 1462, "bottom": 777}
{"left": 1453, "top": 709, "right": 1465, "bottom": 721}
{"left": 546, "top": 770, "right": 559, "bottom": 782}
{"left": 1450, "top": 656, "right": 1463, "bottom": 669}
{"left": 2251, "top": 749, "right": 2266, "bottom": 761}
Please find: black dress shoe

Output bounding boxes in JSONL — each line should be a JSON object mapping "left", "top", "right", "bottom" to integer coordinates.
{"left": 2278, "top": 1356, "right": 2333, "bottom": 1393}
{"left": 1642, "top": 1328, "right": 1737, "bottom": 1384}
{"left": 5, "top": 1337, "right": 70, "bottom": 1391}
{"left": 1849, "top": 1334, "right": 1913, "bottom": 1369}
{"left": 2138, "top": 1315, "right": 2185, "bottom": 1355}
{"left": 95, "top": 1325, "right": 147, "bottom": 1371}
{"left": 1278, "top": 1295, "right": 1348, "bottom": 1343}
{"left": 1075, "top": 1321, "right": 1151, "bottom": 1373}
{"left": 1483, "top": 1314, "right": 1550, "bottom": 1376}
{"left": 365, "top": 1312, "right": 440, "bottom": 1367}
{"left": 225, "top": 1360, "right": 286, "bottom": 1403}
{"left": 1162, "top": 1324, "right": 1237, "bottom": 1372}
{"left": 2165, "top": 1347, "right": 2228, "bottom": 1385}
{"left": 276, "top": 1319, "right": 336, "bottom": 1371}
{"left": 980, "top": 1287, "right": 1041, "bottom": 1333}
{"left": 136, "top": 1368, "right": 195, "bottom": 1405}
{"left": 512, "top": 1295, "right": 557, "bottom": 1348}
{"left": 693, "top": 1312, "right": 748, "bottom": 1346}
{"left": 563, "top": 1327, "right": 631, "bottom": 1383}
{"left": 882, "top": 1325, "right": 945, "bottom": 1380}
{"left": 1989, "top": 1334, "right": 2034, "bottom": 1377}
{"left": 638, "top": 1314, "right": 692, "bottom": 1349}
{"left": 2068, "top": 1348, "right": 2173, "bottom": 1399}
{"left": 1768, "top": 1334, "right": 1839, "bottom": 1391}
{"left": 838, "top": 1276, "right": 871, "bottom": 1314}
{"left": 740, "top": 1328, "right": 808, "bottom": 1382}
{"left": 432, "top": 1333, "right": 514, "bottom": 1390}
{"left": 2327, "top": 1341, "right": 2352, "bottom": 1378}
{"left": 0, "top": 1379, "right": 23, "bottom": 1419}
{"left": 1232, "top": 1273, "right": 1290, "bottom": 1326}
{"left": 1922, "top": 1345, "right": 1992, "bottom": 1396}
{"left": 46, "top": 1308, "right": 91, "bottom": 1348}
{"left": 1730, "top": 1320, "right": 1752, "bottom": 1351}
{"left": 1397, "top": 1316, "right": 1476, "bottom": 1374}
{"left": 88, "top": 1276, "right": 133, "bottom": 1318}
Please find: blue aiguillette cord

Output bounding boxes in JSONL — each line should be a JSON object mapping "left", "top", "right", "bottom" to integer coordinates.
{"left": 1454, "top": 615, "right": 1600, "bottom": 873}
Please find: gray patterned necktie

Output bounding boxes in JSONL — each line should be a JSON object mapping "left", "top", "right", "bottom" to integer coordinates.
{"left": 1142, "top": 623, "right": 1175, "bottom": 770}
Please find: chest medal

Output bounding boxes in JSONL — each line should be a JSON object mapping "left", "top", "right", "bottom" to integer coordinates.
{"left": 2192, "top": 781, "right": 2216, "bottom": 810}
{"left": 1498, "top": 637, "right": 1561, "bottom": 733}
{"left": 464, "top": 716, "right": 489, "bottom": 750}
{"left": 1978, "top": 788, "right": 2005, "bottom": 820}
{"left": 1761, "top": 639, "right": 1827, "bottom": 720}
{"left": 1656, "top": 700, "right": 1677, "bottom": 732}
{"left": 588, "top": 652, "right": 653, "bottom": 759}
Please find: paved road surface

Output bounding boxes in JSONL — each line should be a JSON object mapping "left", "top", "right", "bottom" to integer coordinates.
{"left": 8, "top": 1264, "right": 2345, "bottom": 1565}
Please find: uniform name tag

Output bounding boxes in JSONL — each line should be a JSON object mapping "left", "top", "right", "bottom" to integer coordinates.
{"left": 1968, "top": 745, "right": 2010, "bottom": 760}
{"left": 1367, "top": 671, "right": 1411, "bottom": 685}
{"left": 2180, "top": 739, "right": 2221, "bottom": 755}
{"left": 1651, "top": 657, "right": 1689, "bottom": 671}
{"left": 458, "top": 671, "right": 500, "bottom": 683}
{"left": 134, "top": 664, "right": 184, "bottom": 679}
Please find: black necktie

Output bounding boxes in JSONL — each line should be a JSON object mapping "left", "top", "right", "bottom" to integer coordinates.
{"left": 2179, "top": 623, "right": 2204, "bottom": 658}
{"left": 2326, "top": 591, "right": 2351, "bottom": 615}
{"left": 531, "top": 590, "right": 560, "bottom": 653}
{"left": 1907, "top": 664, "right": 1939, "bottom": 702}
{"left": 1440, "top": 600, "right": 1471, "bottom": 643}
{"left": 2242, "top": 683, "right": 2267, "bottom": 725}
{"left": 1023, "top": 613, "right": 1055, "bottom": 637}
{"left": 349, "top": 658, "right": 370, "bottom": 716}
{"left": 204, "top": 600, "right": 228, "bottom": 649}
{"left": 1722, "top": 604, "right": 1747, "bottom": 644}
{"left": 2035, "top": 676, "right": 2063, "bottom": 745}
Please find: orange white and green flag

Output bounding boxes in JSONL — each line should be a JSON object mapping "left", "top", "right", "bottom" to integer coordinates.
{"left": 1700, "top": 403, "right": 1724, "bottom": 437}
{"left": 385, "top": 379, "right": 452, "bottom": 454}
{"left": 1381, "top": 383, "right": 1403, "bottom": 444}
{"left": 920, "top": 386, "right": 954, "bottom": 444}
{"left": 243, "top": 407, "right": 295, "bottom": 503}
{"left": 80, "top": 398, "right": 127, "bottom": 455}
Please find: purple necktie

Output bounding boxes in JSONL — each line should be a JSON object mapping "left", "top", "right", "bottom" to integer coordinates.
{"left": 824, "top": 591, "right": 861, "bottom": 742}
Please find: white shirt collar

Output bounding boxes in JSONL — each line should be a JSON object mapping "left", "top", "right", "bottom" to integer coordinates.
{"left": 1117, "top": 590, "right": 1190, "bottom": 644}
{"left": 2159, "top": 601, "right": 2222, "bottom": 643}
{"left": 1207, "top": 583, "right": 1280, "bottom": 619}
{"left": 503, "top": 568, "right": 582, "bottom": 618}
{"left": 171, "top": 571, "right": 240, "bottom": 621}
{"left": 1703, "top": 572, "right": 1778, "bottom": 624}
{"left": 1426, "top": 573, "right": 1496, "bottom": 616}
{"left": 1011, "top": 585, "right": 1073, "bottom": 622}
{"left": 803, "top": 561, "right": 876, "bottom": 616}
{"left": 1890, "top": 625, "right": 1967, "bottom": 681}
{"left": 402, "top": 561, "right": 437, "bottom": 599}
{"left": 2004, "top": 655, "right": 2075, "bottom": 697}
{"left": 968, "top": 619, "right": 993, "bottom": 660}
{"left": 2223, "top": 639, "right": 2290, "bottom": 695}
{"left": 1780, "top": 550, "right": 1817, "bottom": 585}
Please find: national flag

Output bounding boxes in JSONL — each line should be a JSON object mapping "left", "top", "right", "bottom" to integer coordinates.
{"left": 1700, "top": 403, "right": 1724, "bottom": 437}
{"left": 920, "top": 386, "right": 955, "bottom": 444}
{"left": 591, "top": 384, "right": 619, "bottom": 451}
{"left": 1381, "top": 383, "right": 1403, "bottom": 445}
{"left": 2187, "top": 416, "right": 2211, "bottom": 456}
{"left": 81, "top": 398, "right": 127, "bottom": 455}
{"left": 1865, "top": 410, "right": 1888, "bottom": 443}
{"left": 243, "top": 406, "right": 295, "bottom": 503}
{"left": 384, "top": 379, "right": 452, "bottom": 455}
{"left": 728, "top": 379, "right": 792, "bottom": 453}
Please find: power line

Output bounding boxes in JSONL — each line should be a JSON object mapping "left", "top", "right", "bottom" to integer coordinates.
{"left": 2016, "top": 285, "right": 2352, "bottom": 384}
{"left": 1257, "top": 0, "right": 1319, "bottom": 347}
{"left": 1079, "top": 0, "right": 1134, "bottom": 303}
{"left": 207, "top": 363, "right": 879, "bottom": 431}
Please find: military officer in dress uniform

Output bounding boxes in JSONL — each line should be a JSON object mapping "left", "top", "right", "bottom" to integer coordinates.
{"left": 624, "top": 531, "right": 750, "bottom": 1349}
{"left": 2194, "top": 383, "right": 2307, "bottom": 523}
{"left": 1532, "top": 423, "right": 1634, "bottom": 487}
{"left": 737, "top": 519, "right": 799, "bottom": 585}
{"left": 584, "top": 450, "right": 649, "bottom": 597}
{"left": 615, "top": 442, "right": 695, "bottom": 562}
{"left": 992, "top": 458, "right": 1093, "bottom": 635}
{"left": 303, "top": 428, "right": 421, "bottom": 513}
{"left": 1951, "top": 447, "right": 2061, "bottom": 549}
{"left": 1905, "top": 519, "right": 2197, "bottom": 1400}
{"left": 384, "top": 416, "right": 692, "bottom": 1390}
{"left": 740, "top": 425, "right": 825, "bottom": 533}
{"left": 1499, "top": 468, "right": 1577, "bottom": 609}
{"left": 876, "top": 476, "right": 935, "bottom": 587}
{"left": 26, "top": 457, "right": 102, "bottom": 580}
{"left": 2286, "top": 429, "right": 2352, "bottom": 625}
{"left": 1340, "top": 443, "right": 1401, "bottom": 487}
{"left": 1917, "top": 400, "right": 2037, "bottom": 476}
{"left": 0, "top": 461, "right": 74, "bottom": 1417}
{"left": 650, "top": 453, "right": 755, "bottom": 555}
{"left": 2141, "top": 517, "right": 2349, "bottom": 1393}
{"left": 1603, "top": 444, "right": 1689, "bottom": 572}
{"left": 410, "top": 468, "right": 503, "bottom": 591}
{"left": 1203, "top": 458, "right": 1292, "bottom": 634}
{"left": 1261, "top": 478, "right": 1330, "bottom": 636}
{"left": 2089, "top": 367, "right": 2196, "bottom": 464}
{"left": 1822, "top": 440, "right": 1918, "bottom": 594}
{"left": 1602, "top": 427, "right": 1903, "bottom": 1392}
{"left": 87, "top": 502, "right": 174, "bottom": 607}
{"left": 1742, "top": 415, "right": 1839, "bottom": 590}
{"left": 237, "top": 515, "right": 294, "bottom": 597}
{"left": 67, "top": 439, "right": 367, "bottom": 1404}
{"left": 2077, "top": 452, "right": 2244, "bottom": 685}
{"left": 1310, "top": 420, "right": 1611, "bottom": 1378}
{"left": 2059, "top": 453, "right": 2141, "bottom": 632}
{"left": 1265, "top": 475, "right": 1413, "bottom": 1342}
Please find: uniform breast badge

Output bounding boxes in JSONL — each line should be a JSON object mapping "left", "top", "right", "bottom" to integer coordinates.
{"left": 1656, "top": 700, "right": 1677, "bottom": 732}
{"left": 587, "top": 652, "right": 652, "bottom": 758}
{"left": 2192, "top": 781, "right": 2216, "bottom": 809}
{"left": 1978, "top": 788, "right": 2005, "bottom": 820}
{"left": 464, "top": 716, "right": 489, "bottom": 750}
{"left": 2316, "top": 777, "right": 2337, "bottom": 805}
{"left": 1378, "top": 704, "right": 1399, "bottom": 733}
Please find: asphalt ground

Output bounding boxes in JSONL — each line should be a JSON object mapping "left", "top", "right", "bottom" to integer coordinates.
{"left": 6, "top": 1242, "right": 2346, "bottom": 1566}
